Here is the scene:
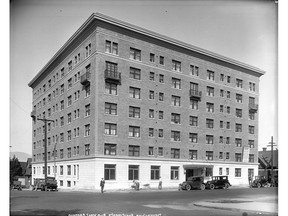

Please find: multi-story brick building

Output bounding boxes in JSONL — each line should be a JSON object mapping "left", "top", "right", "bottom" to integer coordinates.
{"left": 28, "top": 13, "right": 265, "bottom": 190}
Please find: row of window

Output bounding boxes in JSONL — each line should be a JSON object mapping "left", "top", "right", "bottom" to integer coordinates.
{"left": 34, "top": 44, "right": 92, "bottom": 99}
{"left": 105, "top": 41, "right": 257, "bottom": 92}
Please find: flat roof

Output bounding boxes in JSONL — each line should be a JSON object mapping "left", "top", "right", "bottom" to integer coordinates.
{"left": 28, "top": 12, "right": 265, "bottom": 88}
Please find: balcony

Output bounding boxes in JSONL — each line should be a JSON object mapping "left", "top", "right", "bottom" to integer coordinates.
{"left": 105, "top": 70, "right": 121, "bottom": 84}
{"left": 189, "top": 89, "right": 202, "bottom": 100}
{"left": 249, "top": 103, "right": 258, "bottom": 113}
{"left": 30, "top": 109, "right": 36, "bottom": 119}
{"left": 80, "top": 72, "right": 91, "bottom": 85}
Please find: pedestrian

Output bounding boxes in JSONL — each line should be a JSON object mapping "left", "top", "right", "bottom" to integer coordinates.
{"left": 248, "top": 175, "right": 252, "bottom": 187}
{"left": 158, "top": 177, "right": 162, "bottom": 190}
{"left": 100, "top": 178, "right": 105, "bottom": 193}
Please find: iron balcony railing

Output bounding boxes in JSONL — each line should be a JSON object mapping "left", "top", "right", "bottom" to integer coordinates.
{"left": 249, "top": 103, "right": 258, "bottom": 112}
{"left": 105, "top": 69, "right": 121, "bottom": 81}
{"left": 189, "top": 89, "right": 202, "bottom": 100}
{"left": 80, "top": 72, "right": 91, "bottom": 85}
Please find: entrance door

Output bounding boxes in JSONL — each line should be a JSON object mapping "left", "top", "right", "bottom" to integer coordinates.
{"left": 186, "top": 169, "right": 194, "bottom": 181}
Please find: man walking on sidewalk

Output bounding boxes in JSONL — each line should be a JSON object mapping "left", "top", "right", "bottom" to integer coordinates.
{"left": 100, "top": 178, "right": 105, "bottom": 193}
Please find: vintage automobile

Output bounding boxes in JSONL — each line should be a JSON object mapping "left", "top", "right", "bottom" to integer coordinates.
{"left": 32, "top": 177, "right": 58, "bottom": 191}
{"left": 11, "top": 180, "right": 22, "bottom": 191}
{"left": 178, "top": 176, "right": 211, "bottom": 191}
{"left": 205, "top": 175, "right": 232, "bottom": 190}
{"left": 250, "top": 175, "right": 268, "bottom": 188}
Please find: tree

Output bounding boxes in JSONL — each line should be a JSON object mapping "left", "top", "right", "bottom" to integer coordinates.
{"left": 10, "top": 155, "right": 23, "bottom": 185}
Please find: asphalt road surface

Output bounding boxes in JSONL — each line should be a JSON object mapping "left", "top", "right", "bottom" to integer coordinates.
{"left": 10, "top": 187, "right": 278, "bottom": 216}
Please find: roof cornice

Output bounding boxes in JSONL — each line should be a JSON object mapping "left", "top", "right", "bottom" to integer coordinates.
{"left": 28, "top": 12, "right": 265, "bottom": 88}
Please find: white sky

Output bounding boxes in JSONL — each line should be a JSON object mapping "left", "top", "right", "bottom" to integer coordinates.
{"left": 9, "top": 0, "right": 278, "bottom": 155}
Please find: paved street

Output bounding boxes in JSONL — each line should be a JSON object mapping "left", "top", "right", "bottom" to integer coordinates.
{"left": 10, "top": 187, "right": 278, "bottom": 216}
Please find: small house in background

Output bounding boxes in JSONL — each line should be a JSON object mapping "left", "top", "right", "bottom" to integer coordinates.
{"left": 15, "top": 158, "right": 32, "bottom": 188}
{"left": 258, "top": 148, "right": 278, "bottom": 183}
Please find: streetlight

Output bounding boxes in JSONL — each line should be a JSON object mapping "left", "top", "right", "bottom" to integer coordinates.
{"left": 37, "top": 118, "right": 54, "bottom": 191}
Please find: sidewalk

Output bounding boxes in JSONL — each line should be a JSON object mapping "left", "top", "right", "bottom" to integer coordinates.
{"left": 194, "top": 196, "right": 278, "bottom": 215}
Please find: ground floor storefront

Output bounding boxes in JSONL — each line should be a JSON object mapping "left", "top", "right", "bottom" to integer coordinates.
{"left": 31, "top": 157, "right": 258, "bottom": 191}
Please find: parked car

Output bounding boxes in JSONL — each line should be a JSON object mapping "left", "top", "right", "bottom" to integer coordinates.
{"left": 11, "top": 181, "right": 22, "bottom": 191}
{"left": 32, "top": 177, "right": 58, "bottom": 191}
{"left": 251, "top": 175, "right": 268, "bottom": 188}
{"left": 205, "top": 175, "right": 232, "bottom": 190}
{"left": 178, "top": 176, "right": 211, "bottom": 191}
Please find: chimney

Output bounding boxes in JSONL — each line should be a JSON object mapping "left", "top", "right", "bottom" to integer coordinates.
{"left": 263, "top": 147, "right": 267, "bottom": 151}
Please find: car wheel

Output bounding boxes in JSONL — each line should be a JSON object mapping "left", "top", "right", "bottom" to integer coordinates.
{"left": 224, "top": 183, "right": 229, "bottom": 189}
{"left": 209, "top": 184, "right": 215, "bottom": 190}
{"left": 257, "top": 183, "right": 261, "bottom": 188}
{"left": 185, "top": 184, "right": 192, "bottom": 191}
{"left": 200, "top": 184, "right": 205, "bottom": 190}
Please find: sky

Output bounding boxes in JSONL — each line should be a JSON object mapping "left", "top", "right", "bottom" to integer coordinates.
{"left": 9, "top": 0, "right": 278, "bottom": 156}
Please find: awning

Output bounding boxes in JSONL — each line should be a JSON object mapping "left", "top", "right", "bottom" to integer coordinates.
{"left": 183, "top": 164, "right": 214, "bottom": 169}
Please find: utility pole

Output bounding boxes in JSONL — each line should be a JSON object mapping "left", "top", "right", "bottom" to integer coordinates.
{"left": 53, "top": 142, "right": 58, "bottom": 178}
{"left": 267, "top": 136, "right": 276, "bottom": 186}
{"left": 37, "top": 118, "right": 54, "bottom": 191}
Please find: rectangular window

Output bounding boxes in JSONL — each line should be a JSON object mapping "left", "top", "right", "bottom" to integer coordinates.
{"left": 104, "top": 123, "right": 117, "bottom": 135}
{"left": 249, "top": 154, "right": 255, "bottom": 163}
{"left": 60, "top": 165, "right": 63, "bottom": 175}
{"left": 151, "top": 166, "right": 160, "bottom": 180}
{"left": 172, "top": 78, "right": 181, "bottom": 89}
{"left": 105, "top": 103, "right": 117, "bottom": 115}
{"left": 235, "top": 153, "right": 242, "bottom": 162}
{"left": 159, "top": 74, "right": 164, "bottom": 83}
{"left": 206, "top": 135, "right": 214, "bottom": 144}
{"left": 67, "top": 131, "right": 72, "bottom": 141}
{"left": 236, "top": 79, "right": 243, "bottom": 88}
{"left": 85, "top": 104, "right": 91, "bottom": 117}
{"left": 129, "top": 87, "right": 141, "bottom": 99}
{"left": 149, "top": 72, "right": 155, "bottom": 81}
{"left": 206, "top": 86, "right": 214, "bottom": 97}
{"left": 227, "top": 106, "right": 230, "bottom": 114}
{"left": 172, "top": 95, "right": 181, "bottom": 106}
{"left": 84, "top": 124, "right": 90, "bottom": 136}
{"left": 206, "top": 119, "right": 214, "bottom": 129}
{"left": 148, "top": 146, "right": 154, "bottom": 155}
{"left": 207, "top": 70, "right": 215, "bottom": 81}
{"left": 104, "top": 164, "right": 116, "bottom": 180}
{"left": 236, "top": 109, "right": 242, "bottom": 118}
{"left": 206, "top": 102, "right": 214, "bottom": 113}
{"left": 220, "top": 73, "right": 224, "bottom": 81}
{"left": 235, "top": 168, "right": 241, "bottom": 177}
{"left": 172, "top": 60, "right": 181, "bottom": 72}
{"left": 249, "top": 111, "right": 255, "bottom": 120}
{"left": 226, "top": 137, "right": 230, "bottom": 144}
{"left": 190, "top": 65, "right": 199, "bottom": 76}
{"left": 104, "top": 143, "right": 116, "bottom": 156}
{"left": 159, "top": 92, "right": 164, "bottom": 101}
{"left": 190, "top": 99, "right": 198, "bottom": 110}
{"left": 130, "top": 67, "right": 141, "bottom": 80}
{"left": 219, "top": 167, "right": 223, "bottom": 175}
{"left": 85, "top": 84, "right": 91, "bottom": 97}
{"left": 68, "top": 61, "right": 72, "bottom": 72}
{"left": 130, "top": 48, "right": 141, "bottom": 61}
{"left": 189, "top": 133, "right": 198, "bottom": 143}
{"left": 129, "top": 106, "right": 140, "bottom": 118}
{"left": 249, "top": 126, "right": 255, "bottom": 134}
{"left": 220, "top": 89, "right": 224, "bottom": 97}
{"left": 227, "top": 75, "right": 231, "bottom": 83}
{"left": 150, "top": 53, "right": 155, "bottom": 62}
{"left": 171, "top": 113, "right": 180, "bottom": 124}
{"left": 219, "top": 152, "right": 223, "bottom": 160}
{"left": 105, "top": 40, "right": 118, "bottom": 55}
{"left": 189, "top": 116, "right": 198, "bottom": 126}
{"left": 85, "top": 43, "right": 92, "bottom": 58}
{"left": 158, "top": 111, "right": 164, "bottom": 120}
{"left": 158, "top": 129, "right": 163, "bottom": 138}
{"left": 67, "top": 95, "right": 72, "bottom": 107}
{"left": 158, "top": 147, "right": 163, "bottom": 156}
{"left": 149, "top": 128, "right": 154, "bottom": 137}
{"left": 129, "top": 145, "right": 140, "bottom": 157}
{"left": 128, "top": 165, "right": 139, "bottom": 180}
{"left": 67, "top": 165, "right": 71, "bottom": 175}
{"left": 171, "top": 148, "right": 180, "bottom": 159}
{"left": 170, "top": 166, "right": 179, "bottom": 180}
{"left": 189, "top": 150, "right": 197, "bottom": 160}
{"left": 226, "top": 152, "right": 230, "bottom": 160}
{"left": 159, "top": 56, "right": 164, "bottom": 65}
{"left": 248, "top": 169, "right": 254, "bottom": 177}
{"left": 235, "top": 138, "right": 242, "bottom": 147}
{"left": 248, "top": 140, "right": 255, "bottom": 148}
{"left": 235, "top": 123, "right": 242, "bottom": 132}
{"left": 206, "top": 151, "right": 213, "bottom": 160}
{"left": 249, "top": 82, "right": 256, "bottom": 92}
{"left": 219, "top": 136, "right": 223, "bottom": 143}
{"left": 149, "top": 90, "right": 155, "bottom": 100}
{"left": 236, "top": 94, "right": 243, "bottom": 103}
{"left": 149, "top": 109, "right": 154, "bottom": 118}
{"left": 129, "top": 126, "right": 140, "bottom": 138}
{"left": 171, "top": 131, "right": 180, "bottom": 141}
{"left": 105, "top": 82, "right": 117, "bottom": 95}
{"left": 85, "top": 144, "right": 90, "bottom": 156}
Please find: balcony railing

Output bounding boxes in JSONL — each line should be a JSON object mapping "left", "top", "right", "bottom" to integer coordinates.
{"left": 249, "top": 103, "right": 258, "bottom": 112}
{"left": 104, "top": 70, "right": 121, "bottom": 84}
{"left": 189, "top": 89, "right": 202, "bottom": 100}
{"left": 80, "top": 72, "right": 91, "bottom": 85}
